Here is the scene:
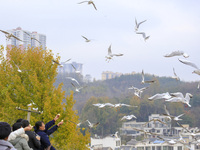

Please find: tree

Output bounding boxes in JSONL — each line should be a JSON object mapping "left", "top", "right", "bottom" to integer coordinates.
{"left": 0, "top": 45, "right": 90, "bottom": 149}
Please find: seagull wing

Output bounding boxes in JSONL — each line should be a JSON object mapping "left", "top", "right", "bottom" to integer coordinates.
{"left": 164, "top": 105, "right": 170, "bottom": 116}
{"left": 78, "top": 1, "right": 89, "bottom": 4}
{"left": 141, "top": 70, "right": 145, "bottom": 83}
{"left": 52, "top": 60, "right": 61, "bottom": 65}
{"left": 0, "top": 30, "right": 9, "bottom": 34}
{"left": 66, "top": 77, "right": 80, "bottom": 85}
{"left": 137, "top": 20, "right": 147, "bottom": 28}
{"left": 11, "top": 35, "right": 23, "bottom": 41}
{"left": 91, "top": 2, "right": 97, "bottom": 10}
{"left": 178, "top": 58, "right": 199, "bottom": 70}
{"left": 23, "top": 31, "right": 31, "bottom": 36}
{"left": 136, "top": 32, "right": 146, "bottom": 38}
{"left": 71, "top": 64, "right": 77, "bottom": 71}
{"left": 63, "top": 58, "right": 71, "bottom": 63}
{"left": 81, "top": 35, "right": 88, "bottom": 41}
{"left": 108, "top": 45, "right": 112, "bottom": 55}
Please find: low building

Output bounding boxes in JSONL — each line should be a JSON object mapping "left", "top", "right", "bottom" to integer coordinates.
{"left": 91, "top": 136, "right": 121, "bottom": 150}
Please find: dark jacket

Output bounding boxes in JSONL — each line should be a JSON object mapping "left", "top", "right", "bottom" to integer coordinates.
{"left": 36, "top": 120, "right": 58, "bottom": 150}
{"left": 25, "top": 131, "right": 41, "bottom": 150}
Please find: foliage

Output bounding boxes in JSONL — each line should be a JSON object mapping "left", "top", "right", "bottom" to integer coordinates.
{"left": 0, "top": 45, "right": 90, "bottom": 149}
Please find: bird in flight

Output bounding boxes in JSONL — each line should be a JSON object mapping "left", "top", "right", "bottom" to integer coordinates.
{"left": 128, "top": 86, "right": 148, "bottom": 98}
{"left": 71, "top": 64, "right": 81, "bottom": 74}
{"left": 0, "top": 29, "right": 23, "bottom": 41}
{"left": 136, "top": 32, "right": 150, "bottom": 41}
{"left": 86, "top": 120, "right": 100, "bottom": 128}
{"left": 78, "top": 0, "right": 97, "bottom": 10}
{"left": 141, "top": 70, "right": 156, "bottom": 84}
{"left": 135, "top": 18, "right": 146, "bottom": 32}
{"left": 171, "top": 68, "right": 180, "bottom": 81}
{"left": 66, "top": 77, "right": 80, "bottom": 86}
{"left": 105, "top": 45, "right": 123, "bottom": 62}
{"left": 23, "top": 31, "right": 41, "bottom": 44}
{"left": 71, "top": 82, "right": 86, "bottom": 93}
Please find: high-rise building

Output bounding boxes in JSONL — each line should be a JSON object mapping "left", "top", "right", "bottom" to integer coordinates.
{"left": 6, "top": 27, "right": 46, "bottom": 50}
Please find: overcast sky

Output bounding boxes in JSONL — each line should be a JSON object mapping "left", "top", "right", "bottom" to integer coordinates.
{"left": 0, "top": 0, "right": 200, "bottom": 82}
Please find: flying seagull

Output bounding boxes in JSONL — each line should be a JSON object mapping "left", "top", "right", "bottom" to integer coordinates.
{"left": 71, "top": 82, "right": 86, "bottom": 93}
{"left": 164, "top": 51, "right": 189, "bottom": 58}
{"left": 141, "top": 70, "right": 156, "bottom": 84}
{"left": 135, "top": 18, "right": 146, "bottom": 32}
{"left": 78, "top": 0, "right": 97, "bottom": 10}
{"left": 0, "top": 29, "right": 23, "bottom": 41}
{"left": 52, "top": 60, "right": 63, "bottom": 67}
{"left": 86, "top": 120, "right": 100, "bottom": 128}
{"left": 121, "top": 114, "right": 137, "bottom": 120}
{"left": 105, "top": 44, "right": 123, "bottom": 62}
{"left": 148, "top": 92, "right": 172, "bottom": 101}
{"left": 136, "top": 32, "right": 150, "bottom": 41}
{"left": 128, "top": 86, "right": 148, "bottom": 98}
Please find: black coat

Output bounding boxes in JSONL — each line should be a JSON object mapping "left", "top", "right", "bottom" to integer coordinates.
{"left": 25, "top": 131, "right": 41, "bottom": 150}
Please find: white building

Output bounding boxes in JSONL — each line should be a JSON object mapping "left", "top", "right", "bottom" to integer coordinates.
{"left": 6, "top": 27, "right": 46, "bottom": 50}
{"left": 91, "top": 136, "right": 121, "bottom": 150}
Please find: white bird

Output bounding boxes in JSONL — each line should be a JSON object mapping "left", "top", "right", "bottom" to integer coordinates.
{"left": 105, "top": 45, "right": 123, "bottom": 62}
{"left": 166, "top": 92, "right": 193, "bottom": 107}
{"left": 173, "top": 114, "right": 184, "bottom": 121}
{"left": 111, "top": 131, "right": 118, "bottom": 138}
{"left": 86, "top": 120, "right": 100, "bottom": 128}
{"left": 129, "top": 86, "right": 148, "bottom": 98}
{"left": 0, "top": 29, "right": 23, "bottom": 41}
{"left": 178, "top": 58, "right": 199, "bottom": 70}
{"left": 81, "top": 35, "right": 91, "bottom": 42}
{"left": 148, "top": 92, "right": 172, "bottom": 101}
{"left": 71, "top": 64, "right": 81, "bottom": 74}
{"left": 135, "top": 18, "right": 146, "bottom": 32}
{"left": 78, "top": 0, "right": 97, "bottom": 10}
{"left": 164, "top": 51, "right": 189, "bottom": 58}
{"left": 171, "top": 68, "right": 180, "bottom": 81}
{"left": 92, "top": 103, "right": 107, "bottom": 108}
{"left": 136, "top": 32, "right": 150, "bottom": 41}
{"left": 141, "top": 70, "right": 156, "bottom": 84}
{"left": 66, "top": 77, "right": 80, "bottom": 86}
{"left": 198, "top": 81, "right": 200, "bottom": 89}
{"left": 71, "top": 82, "right": 86, "bottom": 93}
{"left": 121, "top": 114, "right": 137, "bottom": 120}
{"left": 192, "top": 69, "right": 200, "bottom": 76}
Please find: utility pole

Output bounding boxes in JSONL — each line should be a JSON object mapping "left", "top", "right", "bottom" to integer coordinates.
{"left": 16, "top": 104, "right": 42, "bottom": 122}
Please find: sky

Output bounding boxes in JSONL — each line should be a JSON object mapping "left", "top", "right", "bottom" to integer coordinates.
{"left": 0, "top": 0, "right": 200, "bottom": 82}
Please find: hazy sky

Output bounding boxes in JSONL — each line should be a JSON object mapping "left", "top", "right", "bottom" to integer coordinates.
{"left": 0, "top": 0, "right": 200, "bottom": 81}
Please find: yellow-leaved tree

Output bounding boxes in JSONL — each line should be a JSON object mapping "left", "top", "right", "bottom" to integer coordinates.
{"left": 0, "top": 45, "right": 90, "bottom": 149}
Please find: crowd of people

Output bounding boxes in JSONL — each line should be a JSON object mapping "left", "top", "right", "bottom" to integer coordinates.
{"left": 0, "top": 114, "right": 64, "bottom": 150}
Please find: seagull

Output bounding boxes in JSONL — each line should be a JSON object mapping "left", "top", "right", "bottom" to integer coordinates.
{"left": 141, "top": 70, "right": 156, "bottom": 84}
{"left": 198, "top": 81, "right": 200, "bottom": 89}
{"left": 164, "top": 51, "right": 189, "bottom": 58}
{"left": 162, "top": 105, "right": 172, "bottom": 121}
{"left": 105, "top": 45, "right": 123, "bottom": 62}
{"left": 71, "top": 64, "right": 81, "bottom": 74}
{"left": 171, "top": 68, "right": 180, "bottom": 81}
{"left": 128, "top": 86, "right": 148, "bottom": 98}
{"left": 178, "top": 58, "right": 199, "bottom": 70}
{"left": 136, "top": 32, "right": 150, "bottom": 41}
{"left": 78, "top": 0, "right": 97, "bottom": 10}
{"left": 121, "top": 114, "right": 137, "bottom": 120}
{"left": 66, "top": 77, "right": 80, "bottom": 86}
{"left": 0, "top": 29, "right": 23, "bottom": 41}
{"left": 92, "top": 103, "right": 107, "bottom": 108}
{"left": 86, "top": 120, "right": 100, "bottom": 128}
{"left": 135, "top": 18, "right": 146, "bottom": 32}
{"left": 192, "top": 70, "right": 200, "bottom": 76}
{"left": 71, "top": 82, "right": 86, "bottom": 93}
{"left": 23, "top": 31, "right": 41, "bottom": 44}
{"left": 111, "top": 131, "right": 118, "bottom": 138}
{"left": 32, "top": 108, "right": 38, "bottom": 111}
{"left": 68, "top": 120, "right": 84, "bottom": 127}
{"left": 166, "top": 92, "right": 193, "bottom": 107}
{"left": 81, "top": 35, "right": 91, "bottom": 42}
{"left": 148, "top": 92, "right": 172, "bottom": 101}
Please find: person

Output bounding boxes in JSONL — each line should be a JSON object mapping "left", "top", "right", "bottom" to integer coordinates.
{"left": 34, "top": 114, "right": 64, "bottom": 150}
{"left": 9, "top": 122, "right": 33, "bottom": 150}
{"left": 21, "top": 120, "right": 41, "bottom": 150}
{"left": 0, "top": 122, "right": 17, "bottom": 150}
